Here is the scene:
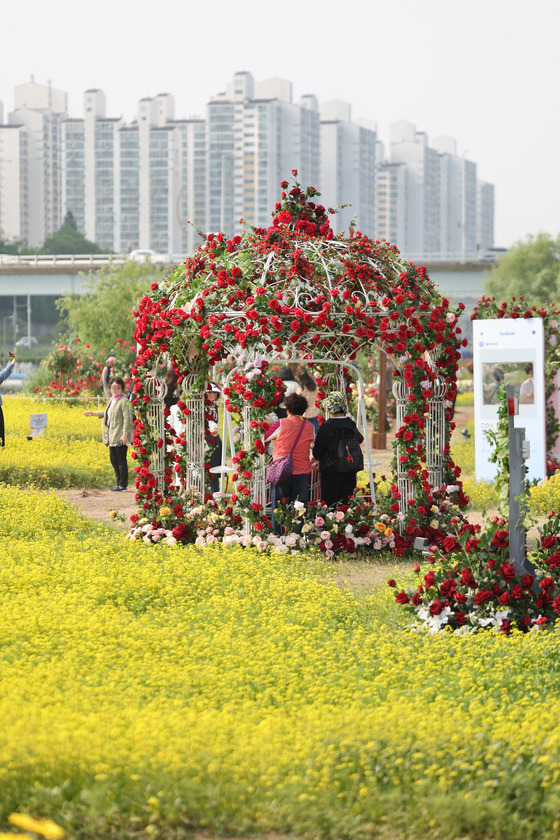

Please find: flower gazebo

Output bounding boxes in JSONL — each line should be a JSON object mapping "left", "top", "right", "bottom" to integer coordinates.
{"left": 130, "top": 174, "right": 466, "bottom": 547}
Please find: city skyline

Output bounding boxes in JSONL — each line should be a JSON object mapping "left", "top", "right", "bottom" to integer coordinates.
{"left": 1, "top": 0, "right": 558, "bottom": 249}
{"left": 0, "top": 74, "right": 492, "bottom": 260}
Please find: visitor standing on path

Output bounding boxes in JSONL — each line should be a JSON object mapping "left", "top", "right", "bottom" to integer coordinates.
{"left": 313, "top": 391, "right": 364, "bottom": 507}
{"left": 274, "top": 365, "right": 300, "bottom": 419}
{"left": 297, "top": 369, "right": 321, "bottom": 434}
{"left": 0, "top": 351, "right": 17, "bottom": 447}
{"left": 265, "top": 392, "right": 315, "bottom": 534}
{"left": 84, "top": 376, "right": 134, "bottom": 491}
{"left": 206, "top": 382, "right": 223, "bottom": 496}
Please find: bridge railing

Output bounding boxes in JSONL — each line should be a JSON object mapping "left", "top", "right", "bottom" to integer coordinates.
{"left": 0, "top": 254, "right": 189, "bottom": 266}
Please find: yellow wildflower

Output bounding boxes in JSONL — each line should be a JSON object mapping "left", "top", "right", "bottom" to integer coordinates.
{"left": 9, "top": 814, "right": 65, "bottom": 840}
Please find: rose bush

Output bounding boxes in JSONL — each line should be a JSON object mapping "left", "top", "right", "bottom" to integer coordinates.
{"left": 392, "top": 511, "right": 560, "bottom": 633}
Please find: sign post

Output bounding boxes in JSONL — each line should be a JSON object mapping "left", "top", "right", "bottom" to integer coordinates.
{"left": 29, "top": 413, "right": 48, "bottom": 438}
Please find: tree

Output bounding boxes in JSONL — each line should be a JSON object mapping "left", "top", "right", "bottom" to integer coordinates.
{"left": 40, "top": 211, "right": 102, "bottom": 255}
{"left": 484, "top": 233, "right": 560, "bottom": 305}
{"left": 0, "top": 231, "right": 30, "bottom": 254}
{"left": 56, "top": 261, "right": 162, "bottom": 356}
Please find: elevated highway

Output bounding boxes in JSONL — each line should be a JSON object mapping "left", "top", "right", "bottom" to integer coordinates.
{"left": 0, "top": 254, "right": 186, "bottom": 296}
{"left": 0, "top": 255, "right": 491, "bottom": 309}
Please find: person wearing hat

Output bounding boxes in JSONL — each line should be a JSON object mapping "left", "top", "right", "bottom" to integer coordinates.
{"left": 313, "top": 391, "right": 364, "bottom": 507}
{"left": 206, "top": 382, "right": 222, "bottom": 495}
{"left": 0, "top": 351, "right": 17, "bottom": 447}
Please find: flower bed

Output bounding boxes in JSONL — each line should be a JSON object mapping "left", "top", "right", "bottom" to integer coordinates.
{"left": 131, "top": 491, "right": 395, "bottom": 556}
{"left": 392, "top": 512, "right": 560, "bottom": 633}
{"left": 3, "top": 485, "right": 560, "bottom": 840}
{"left": 1, "top": 397, "right": 113, "bottom": 489}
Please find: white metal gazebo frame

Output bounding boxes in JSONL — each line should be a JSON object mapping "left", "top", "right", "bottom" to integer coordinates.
{"left": 217, "top": 357, "right": 378, "bottom": 516}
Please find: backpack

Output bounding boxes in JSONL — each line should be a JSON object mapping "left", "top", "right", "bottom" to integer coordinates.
{"left": 335, "top": 429, "right": 364, "bottom": 474}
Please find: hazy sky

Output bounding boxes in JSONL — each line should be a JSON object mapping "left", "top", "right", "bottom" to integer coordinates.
{"left": 2, "top": 0, "right": 558, "bottom": 249}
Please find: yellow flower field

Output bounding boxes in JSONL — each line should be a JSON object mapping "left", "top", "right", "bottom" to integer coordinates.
{"left": 0, "top": 397, "right": 112, "bottom": 488}
{"left": 2, "top": 484, "right": 560, "bottom": 839}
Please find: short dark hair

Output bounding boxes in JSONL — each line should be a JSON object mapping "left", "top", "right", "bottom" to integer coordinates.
{"left": 278, "top": 366, "right": 296, "bottom": 381}
{"left": 285, "top": 393, "right": 308, "bottom": 416}
{"left": 109, "top": 376, "right": 126, "bottom": 390}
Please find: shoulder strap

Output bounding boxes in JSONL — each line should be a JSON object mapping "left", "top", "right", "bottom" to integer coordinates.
{"left": 288, "top": 419, "right": 306, "bottom": 454}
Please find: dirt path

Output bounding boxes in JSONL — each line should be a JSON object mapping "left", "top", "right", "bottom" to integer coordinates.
{"left": 59, "top": 405, "right": 476, "bottom": 529}
{"left": 59, "top": 487, "right": 139, "bottom": 529}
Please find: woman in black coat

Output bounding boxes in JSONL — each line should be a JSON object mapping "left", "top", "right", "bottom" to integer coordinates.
{"left": 313, "top": 391, "right": 363, "bottom": 507}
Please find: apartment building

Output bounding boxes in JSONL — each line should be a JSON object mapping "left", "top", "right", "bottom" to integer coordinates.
{"left": 476, "top": 180, "right": 495, "bottom": 257}
{"left": 374, "top": 149, "right": 406, "bottom": 251}
{"left": 382, "top": 121, "right": 493, "bottom": 261}
{"left": 3, "top": 80, "right": 67, "bottom": 247}
{"left": 207, "top": 72, "right": 321, "bottom": 239}
{"left": 319, "top": 100, "right": 376, "bottom": 238}
{"left": 0, "top": 123, "right": 29, "bottom": 243}
{"left": 0, "top": 76, "right": 494, "bottom": 259}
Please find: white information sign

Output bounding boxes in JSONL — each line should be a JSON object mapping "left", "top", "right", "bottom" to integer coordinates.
{"left": 473, "top": 318, "right": 546, "bottom": 482}
{"left": 30, "top": 413, "right": 48, "bottom": 437}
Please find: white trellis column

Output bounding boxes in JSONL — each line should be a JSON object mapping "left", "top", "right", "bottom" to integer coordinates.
{"left": 144, "top": 375, "right": 166, "bottom": 495}
{"left": 241, "top": 403, "right": 267, "bottom": 518}
{"left": 181, "top": 371, "right": 206, "bottom": 497}
{"left": 392, "top": 379, "right": 415, "bottom": 517}
{"left": 425, "top": 378, "right": 447, "bottom": 490}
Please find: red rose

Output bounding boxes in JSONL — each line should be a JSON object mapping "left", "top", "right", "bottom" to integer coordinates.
{"left": 460, "top": 567, "right": 477, "bottom": 588}
{"left": 499, "top": 563, "right": 516, "bottom": 580}
{"left": 547, "top": 552, "right": 560, "bottom": 568}
{"left": 465, "top": 538, "right": 480, "bottom": 552}
{"left": 424, "top": 571, "right": 436, "bottom": 588}
{"left": 520, "top": 574, "right": 534, "bottom": 590}
{"left": 429, "top": 599, "right": 444, "bottom": 615}
{"left": 395, "top": 591, "right": 410, "bottom": 604}
{"left": 539, "top": 575, "right": 555, "bottom": 590}
{"left": 491, "top": 529, "right": 509, "bottom": 548}
{"left": 440, "top": 578, "right": 456, "bottom": 597}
